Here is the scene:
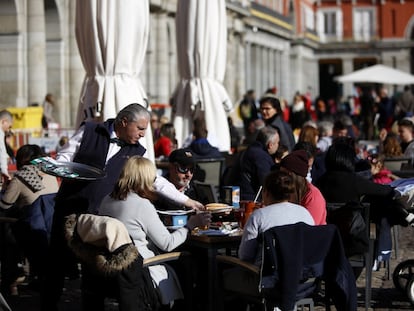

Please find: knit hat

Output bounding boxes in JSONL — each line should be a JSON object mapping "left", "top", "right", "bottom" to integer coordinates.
{"left": 169, "top": 148, "right": 196, "bottom": 166}
{"left": 280, "top": 150, "right": 309, "bottom": 177}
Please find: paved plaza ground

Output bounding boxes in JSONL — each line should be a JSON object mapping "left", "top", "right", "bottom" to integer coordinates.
{"left": 4, "top": 225, "right": 414, "bottom": 311}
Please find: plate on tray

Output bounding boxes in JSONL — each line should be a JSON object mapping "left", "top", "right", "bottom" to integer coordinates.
{"left": 206, "top": 207, "right": 233, "bottom": 214}
{"left": 157, "top": 210, "right": 194, "bottom": 216}
{"left": 31, "top": 157, "right": 106, "bottom": 181}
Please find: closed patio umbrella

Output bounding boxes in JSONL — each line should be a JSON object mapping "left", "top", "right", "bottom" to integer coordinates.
{"left": 75, "top": 0, "right": 154, "bottom": 160}
{"left": 171, "top": 0, "right": 233, "bottom": 152}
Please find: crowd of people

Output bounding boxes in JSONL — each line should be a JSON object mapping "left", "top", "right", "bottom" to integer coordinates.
{"left": 1, "top": 84, "right": 414, "bottom": 310}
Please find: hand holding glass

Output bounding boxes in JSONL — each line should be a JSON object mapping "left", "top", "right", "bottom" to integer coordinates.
{"left": 187, "top": 211, "right": 212, "bottom": 230}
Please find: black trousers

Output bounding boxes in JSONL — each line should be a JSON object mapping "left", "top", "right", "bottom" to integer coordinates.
{"left": 0, "top": 221, "right": 22, "bottom": 295}
{"left": 40, "top": 198, "right": 87, "bottom": 311}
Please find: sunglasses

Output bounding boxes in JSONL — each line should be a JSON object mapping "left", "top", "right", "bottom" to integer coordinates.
{"left": 175, "top": 165, "right": 194, "bottom": 174}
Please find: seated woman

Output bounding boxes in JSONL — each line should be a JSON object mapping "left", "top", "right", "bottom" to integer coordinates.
{"left": 0, "top": 144, "right": 59, "bottom": 209}
{"left": 316, "top": 137, "right": 414, "bottom": 270}
{"left": 154, "top": 123, "right": 177, "bottom": 158}
{"left": 279, "top": 148, "right": 327, "bottom": 225}
{"left": 222, "top": 170, "right": 314, "bottom": 308}
{"left": 99, "top": 156, "right": 211, "bottom": 308}
{"left": 239, "top": 170, "right": 315, "bottom": 264}
{"left": 315, "top": 137, "right": 414, "bottom": 226}
{"left": 0, "top": 144, "right": 59, "bottom": 295}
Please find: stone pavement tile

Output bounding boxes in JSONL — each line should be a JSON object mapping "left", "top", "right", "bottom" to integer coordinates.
{"left": 315, "top": 226, "right": 414, "bottom": 311}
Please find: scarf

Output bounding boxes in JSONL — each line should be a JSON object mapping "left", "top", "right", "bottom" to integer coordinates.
{"left": 14, "top": 165, "right": 45, "bottom": 192}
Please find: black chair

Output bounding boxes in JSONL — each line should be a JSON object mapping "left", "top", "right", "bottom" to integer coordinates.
{"left": 217, "top": 223, "right": 357, "bottom": 311}
{"left": 384, "top": 157, "right": 412, "bottom": 171}
{"left": 193, "top": 181, "right": 218, "bottom": 204}
{"left": 326, "top": 202, "right": 375, "bottom": 311}
{"left": 193, "top": 157, "right": 226, "bottom": 198}
{"left": 3, "top": 193, "right": 57, "bottom": 284}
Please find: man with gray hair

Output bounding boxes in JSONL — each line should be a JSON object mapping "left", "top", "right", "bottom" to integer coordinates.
{"left": 317, "top": 120, "right": 334, "bottom": 152}
{"left": 0, "top": 110, "right": 13, "bottom": 182}
{"left": 232, "top": 125, "right": 280, "bottom": 201}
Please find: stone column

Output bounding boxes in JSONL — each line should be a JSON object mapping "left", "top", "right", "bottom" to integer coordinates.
{"left": 224, "top": 30, "right": 235, "bottom": 103}
{"left": 253, "top": 44, "right": 261, "bottom": 93}
{"left": 342, "top": 58, "right": 354, "bottom": 100}
{"left": 236, "top": 33, "right": 246, "bottom": 101}
{"left": 153, "top": 13, "right": 169, "bottom": 106}
{"left": 275, "top": 50, "right": 281, "bottom": 96}
{"left": 27, "top": 0, "right": 47, "bottom": 106}
{"left": 68, "top": 0, "right": 85, "bottom": 127}
{"left": 167, "top": 17, "right": 177, "bottom": 99}
{"left": 262, "top": 47, "right": 269, "bottom": 92}
{"left": 268, "top": 48, "right": 275, "bottom": 90}
{"left": 144, "top": 23, "right": 155, "bottom": 103}
{"left": 245, "top": 41, "right": 251, "bottom": 91}
{"left": 280, "top": 44, "right": 290, "bottom": 100}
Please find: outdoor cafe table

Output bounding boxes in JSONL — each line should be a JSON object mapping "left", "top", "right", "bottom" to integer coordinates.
{"left": 185, "top": 231, "right": 242, "bottom": 311}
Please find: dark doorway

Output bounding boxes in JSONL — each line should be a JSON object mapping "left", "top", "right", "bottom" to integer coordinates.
{"left": 319, "top": 59, "right": 342, "bottom": 103}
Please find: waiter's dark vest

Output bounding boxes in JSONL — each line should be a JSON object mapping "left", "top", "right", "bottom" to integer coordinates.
{"left": 55, "top": 119, "right": 146, "bottom": 215}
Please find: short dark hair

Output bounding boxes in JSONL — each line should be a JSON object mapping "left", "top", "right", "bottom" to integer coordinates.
{"left": 333, "top": 120, "right": 346, "bottom": 131}
{"left": 193, "top": 117, "right": 208, "bottom": 139}
{"left": 16, "top": 144, "right": 45, "bottom": 170}
{"left": 259, "top": 95, "right": 282, "bottom": 115}
{"left": 398, "top": 118, "right": 414, "bottom": 131}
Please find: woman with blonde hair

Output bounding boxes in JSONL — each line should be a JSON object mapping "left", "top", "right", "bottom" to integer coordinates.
{"left": 99, "top": 156, "right": 210, "bottom": 307}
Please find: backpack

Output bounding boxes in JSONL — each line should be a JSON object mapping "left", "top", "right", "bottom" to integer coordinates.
{"left": 326, "top": 201, "right": 369, "bottom": 257}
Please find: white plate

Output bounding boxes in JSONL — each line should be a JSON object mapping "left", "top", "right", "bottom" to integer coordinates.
{"left": 157, "top": 210, "right": 193, "bottom": 216}
{"left": 206, "top": 207, "right": 233, "bottom": 214}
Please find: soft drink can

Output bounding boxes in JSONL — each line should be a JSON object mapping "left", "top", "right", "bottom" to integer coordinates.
{"left": 232, "top": 186, "right": 240, "bottom": 208}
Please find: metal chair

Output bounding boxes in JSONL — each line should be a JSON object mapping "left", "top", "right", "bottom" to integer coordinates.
{"left": 326, "top": 202, "right": 375, "bottom": 311}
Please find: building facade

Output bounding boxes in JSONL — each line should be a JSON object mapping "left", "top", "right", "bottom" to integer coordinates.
{"left": 0, "top": 0, "right": 412, "bottom": 128}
